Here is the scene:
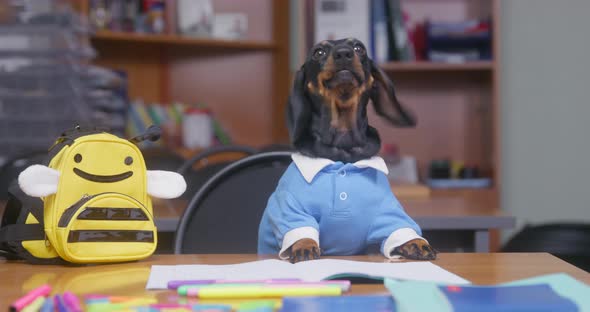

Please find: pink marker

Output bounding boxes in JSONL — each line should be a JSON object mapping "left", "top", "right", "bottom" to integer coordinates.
{"left": 10, "top": 285, "right": 52, "bottom": 312}
{"left": 63, "top": 292, "right": 82, "bottom": 312}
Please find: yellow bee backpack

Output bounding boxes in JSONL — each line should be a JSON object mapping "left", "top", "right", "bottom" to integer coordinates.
{"left": 0, "top": 126, "right": 186, "bottom": 264}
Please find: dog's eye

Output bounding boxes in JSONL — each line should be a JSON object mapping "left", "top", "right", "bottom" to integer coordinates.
{"left": 353, "top": 44, "right": 366, "bottom": 56}
{"left": 313, "top": 48, "right": 326, "bottom": 59}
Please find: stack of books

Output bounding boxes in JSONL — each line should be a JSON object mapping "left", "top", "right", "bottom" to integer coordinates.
{"left": 425, "top": 19, "right": 492, "bottom": 63}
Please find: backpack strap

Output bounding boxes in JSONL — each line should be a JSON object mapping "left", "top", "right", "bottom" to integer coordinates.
{"left": 0, "top": 223, "right": 45, "bottom": 242}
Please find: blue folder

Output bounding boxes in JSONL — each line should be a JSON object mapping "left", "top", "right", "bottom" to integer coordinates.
{"left": 281, "top": 295, "right": 395, "bottom": 312}
{"left": 441, "top": 284, "right": 577, "bottom": 312}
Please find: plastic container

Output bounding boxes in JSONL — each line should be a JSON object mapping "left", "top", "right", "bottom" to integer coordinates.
{"left": 0, "top": 94, "right": 90, "bottom": 119}
{"left": 182, "top": 107, "right": 213, "bottom": 149}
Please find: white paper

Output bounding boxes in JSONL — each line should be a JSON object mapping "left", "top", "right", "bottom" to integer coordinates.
{"left": 146, "top": 259, "right": 469, "bottom": 289}
{"left": 314, "top": 0, "right": 370, "bottom": 45}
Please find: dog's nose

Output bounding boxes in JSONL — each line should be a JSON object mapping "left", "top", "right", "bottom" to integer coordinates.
{"left": 333, "top": 47, "right": 354, "bottom": 61}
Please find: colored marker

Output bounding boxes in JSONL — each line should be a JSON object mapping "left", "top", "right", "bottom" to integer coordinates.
{"left": 21, "top": 296, "right": 46, "bottom": 312}
{"left": 168, "top": 280, "right": 216, "bottom": 289}
{"left": 40, "top": 296, "right": 54, "bottom": 312}
{"left": 188, "top": 285, "right": 342, "bottom": 299}
{"left": 54, "top": 295, "right": 70, "bottom": 312}
{"left": 168, "top": 279, "right": 301, "bottom": 290}
{"left": 86, "top": 298, "right": 158, "bottom": 312}
{"left": 179, "top": 280, "right": 350, "bottom": 295}
{"left": 149, "top": 303, "right": 192, "bottom": 309}
{"left": 196, "top": 298, "right": 283, "bottom": 310}
{"left": 236, "top": 300, "right": 276, "bottom": 312}
{"left": 63, "top": 292, "right": 82, "bottom": 312}
{"left": 10, "top": 284, "right": 52, "bottom": 312}
{"left": 185, "top": 284, "right": 341, "bottom": 297}
{"left": 191, "top": 304, "right": 232, "bottom": 311}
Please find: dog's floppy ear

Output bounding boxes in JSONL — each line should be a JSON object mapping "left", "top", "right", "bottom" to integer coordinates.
{"left": 286, "top": 66, "right": 311, "bottom": 145}
{"left": 369, "top": 60, "right": 416, "bottom": 127}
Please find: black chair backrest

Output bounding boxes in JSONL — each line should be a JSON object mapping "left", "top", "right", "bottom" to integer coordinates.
{"left": 176, "top": 145, "right": 257, "bottom": 175}
{"left": 174, "top": 151, "right": 293, "bottom": 254}
{"left": 176, "top": 145, "right": 258, "bottom": 200}
{"left": 142, "top": 147, "right": 186, "bottom": 172}
{"left": 502, "top": 223, "right": 590, "bottom": 271}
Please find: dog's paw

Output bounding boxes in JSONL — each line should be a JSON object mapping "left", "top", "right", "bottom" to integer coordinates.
{"left": 392, "top": 239, "right": 437, "bottom": 260}
{"left": 289, "top": 238, "right": 321, "bottom": 263}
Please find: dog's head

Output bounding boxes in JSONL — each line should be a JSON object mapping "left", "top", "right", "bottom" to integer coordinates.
{"left": 287, "top": 38, "right": 416, "bottom": 162}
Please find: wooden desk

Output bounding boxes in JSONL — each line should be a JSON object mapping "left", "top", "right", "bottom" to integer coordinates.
{"left": 0, "top": 253, "right": 587, "bottom": 309}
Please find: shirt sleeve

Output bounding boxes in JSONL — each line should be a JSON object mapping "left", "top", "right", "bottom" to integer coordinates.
{"left": 365, "top": 189, "right": 424, "bottom": 258}
{"left": 265, "top": 190, "right": 319, "bottom": 259}
{"left": 382, "top": 228, "right": 427, "bottom": 259}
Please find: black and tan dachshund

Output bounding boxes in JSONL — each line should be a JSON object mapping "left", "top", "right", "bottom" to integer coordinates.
{"left": 288, "top": 38, "right": 416, "bottom": 163}
{"left": 285, "top": 38, "right": 436, "bottom": 262}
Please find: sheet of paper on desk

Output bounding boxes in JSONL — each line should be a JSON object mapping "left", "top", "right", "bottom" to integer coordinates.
{"left": 146, "top": 259, "right": 469, "bottom": 289}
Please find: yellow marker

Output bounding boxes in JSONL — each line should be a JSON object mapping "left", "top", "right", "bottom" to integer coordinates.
{"left": 198, "top": 298, "right": 283, "bottom": 310}
{"left": 86, "top": 298, "right": 158, "bottom": 312}
{"left": 193, "top": 285, "right": 341, "bottom": 299}
{"left": 21, "top": 296, "right": 46, "bottom": 312}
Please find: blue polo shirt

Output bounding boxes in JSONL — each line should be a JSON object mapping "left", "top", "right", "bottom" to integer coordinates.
{"left": 257, "top": 153, "right": 423, "bottom": 258}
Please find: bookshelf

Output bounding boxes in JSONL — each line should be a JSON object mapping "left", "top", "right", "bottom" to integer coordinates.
{"left": 74, "top": 0, "right": 290, "bottom": 145}
{"left": 369, "top": 0, "right": 501, "bottom": 190}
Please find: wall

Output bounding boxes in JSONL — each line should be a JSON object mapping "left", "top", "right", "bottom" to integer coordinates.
{"left": 500, "top": 0, "right": 590, "bottom": 239}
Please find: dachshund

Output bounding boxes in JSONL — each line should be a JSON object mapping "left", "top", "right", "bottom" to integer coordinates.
{"left": 287, "top": 38, "right": 416, "bottom": 163}
{"left": 257, "top": 38, "right": 436, "bottom": 263}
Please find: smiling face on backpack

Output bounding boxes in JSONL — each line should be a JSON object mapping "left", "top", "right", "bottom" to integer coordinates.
{"left": 60, "top": 141, "right": 147, "bottom": 199}
{"left": 71, "top": 147, "right": 137, "bottom": 184}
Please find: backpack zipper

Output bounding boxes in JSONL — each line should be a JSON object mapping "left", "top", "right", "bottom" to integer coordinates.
{"left": 58, "top": 194, "right": 94, "bottom": 227}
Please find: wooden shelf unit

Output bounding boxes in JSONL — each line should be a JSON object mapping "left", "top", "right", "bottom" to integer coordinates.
{"left": 76, "top": 0, "right": 290, "bottom": 145}
{"left": 372, "top": 0, "right": 501, "bottom": 193}
{"left": 380, "top": 61, "right": 494, "bottom": 72}
{"left": 92, "top": 31, "right": 277, "bottom": 51}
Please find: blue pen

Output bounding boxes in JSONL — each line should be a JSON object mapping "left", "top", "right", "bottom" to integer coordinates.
{"left": 40, "top": 297, "right": 54, "bottom": 312}
{"left": 54, "top": 295, "right": 70, "bottom": 312}
{"left": 191, "top": 304, "right": 232, "bottom": 311}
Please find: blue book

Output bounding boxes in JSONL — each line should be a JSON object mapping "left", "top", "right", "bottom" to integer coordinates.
{"left": 441, "top": 284, "right": 578, "bottom": 312}
{"left": 385, "top": 274, "right": 589, "bottom": 312}
{"left": 280, "top": 295, "right": 395, "bottom": 312}
{"left": 370, "top": 0, "right": 388, "bottom": 63}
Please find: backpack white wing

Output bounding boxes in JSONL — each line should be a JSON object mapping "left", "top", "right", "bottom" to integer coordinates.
{"left": 18, "top": 164, "right": 60, "bottom": 197}
{"left": 146, "top": 170, "right": 187, "bottom": 199}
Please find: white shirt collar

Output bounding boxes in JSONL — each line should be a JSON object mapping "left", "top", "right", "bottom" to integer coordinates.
{"left": 291, "top": 153, "right": 389, "bottom": 183}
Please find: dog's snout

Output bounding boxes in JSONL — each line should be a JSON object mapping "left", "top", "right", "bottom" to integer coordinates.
{"left": 333, "top": 47, "right": 354, "bottom": 61}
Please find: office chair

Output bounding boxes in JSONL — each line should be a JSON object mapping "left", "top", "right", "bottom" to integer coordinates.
{"left": 141, "top": 147, "right": 186, "bottom": 172}
{"left": 174, "top": 151, "right": 293, "bottom": 254}
{"left": 502, "top": 223, "right": 590, "bottom": 272}
{"left": 257, "top": 143, "right": 294, "bottom": 153}
{"left": 176, "top": 145, "right": 257, "bottom": 200}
